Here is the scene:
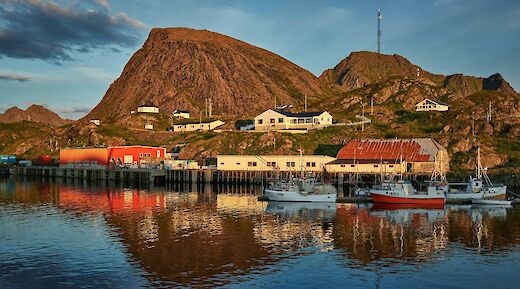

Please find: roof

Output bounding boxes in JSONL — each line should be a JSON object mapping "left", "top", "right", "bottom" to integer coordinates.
{"left": 276, "top": 110, "right": 327, "bottom": 118}
{"left": 139, "top": 100, "right": 158, "bottom": 108}
{"left": 173, "top": 109, "right": 189, "bottom": 114}
{"left": 336, "top": 139, "right": 443, "bottom": 162}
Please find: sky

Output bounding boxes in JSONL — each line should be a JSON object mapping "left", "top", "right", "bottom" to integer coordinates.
{"left": 0, "top": 0, "right": 519, "bottom": 119}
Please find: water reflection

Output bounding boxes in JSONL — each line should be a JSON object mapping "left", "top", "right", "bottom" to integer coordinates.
{"left": 1, "top": 177, "right": 520, "bottom": 288}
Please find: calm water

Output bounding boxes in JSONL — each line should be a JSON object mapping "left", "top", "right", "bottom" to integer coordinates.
{"left": 1, "top": 178, "right": 520, "bottom": 289}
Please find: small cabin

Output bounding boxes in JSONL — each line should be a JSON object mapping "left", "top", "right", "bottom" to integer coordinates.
{"left": 144, "top": 124, "right": 154, "bottom": 130}
{"left": 415, "top": 99, "right": 449, "bottom": 112}
{"left": 90, "top": 119, "right": 100, "bottom": 126}
{"left": 173, "top": 109, "right": 190, "bottom": 119}
{"left": 138, "top": 101, "right": 159, "bottom": 113}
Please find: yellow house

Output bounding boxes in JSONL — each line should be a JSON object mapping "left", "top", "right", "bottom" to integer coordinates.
{"left": 172, "top": 120, "right": 224, "bottom": 132}
{"left": 216, "top": 155, "right": 335, "bottom": 172}
{"left": 137, "top": 100, "right": 159, "bottom": 113}
{"left": 415, "top": 99, "right": 449, "bottom": 112}
{"left": 254, "top": 109, "right": 333, "bottom": 131}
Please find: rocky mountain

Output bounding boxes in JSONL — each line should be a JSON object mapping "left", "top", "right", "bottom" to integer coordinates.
{"left": 0, "top": 105, "right": 71, "bottom": 127}
{"left": 320, "top": 51, "right": 518, "bottom": 99}
{"left": 85, "top": 28, "right": 325, "bottom": 123}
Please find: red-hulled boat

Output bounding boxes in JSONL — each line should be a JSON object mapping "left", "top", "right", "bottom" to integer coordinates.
{"left": 369, "top": 180, "right": 446, "bottom": 206}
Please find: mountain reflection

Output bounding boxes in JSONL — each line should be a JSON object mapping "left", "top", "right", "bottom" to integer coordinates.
{"left": 1, "top": 178, "right": 520, "bottom": 287}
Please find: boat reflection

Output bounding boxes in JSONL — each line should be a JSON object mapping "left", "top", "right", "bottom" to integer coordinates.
{"left": 265, "top": 201, "right": 337, "bottom": 222}
{"left": 369, "top": 202, "right": 446, "bottom": 225}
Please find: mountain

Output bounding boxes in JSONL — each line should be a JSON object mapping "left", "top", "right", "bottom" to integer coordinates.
{"left": 85, "top": 28, "right": 325, "bottom": 123}
{"left": 0, "top": 105, "right": 71, "bottom": 127}
{"left": 320, "top": 51, "right": 518, "bottom": 99}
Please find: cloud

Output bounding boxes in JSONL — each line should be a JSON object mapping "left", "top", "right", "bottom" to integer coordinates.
{"left": 56, "top": 105, "right": 92, "bottom": 114}
{"left": 0, "top": 0, "right": 146, "bottom": 62}
{"left": 0, "top": 71, "right": 31, "bottom": 82}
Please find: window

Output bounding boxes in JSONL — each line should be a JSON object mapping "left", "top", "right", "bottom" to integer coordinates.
{"left": 305, "top": 162, "right": 316, "bottom": 167}
{"left": 389, "top": 165, "right": 394, "bottom": 168}
{"left": 140, "top": 153, "right": 143, "bottom": 157}
{"left": 305, "top": 118, "right": 312, "bottom": 123}
{"left": 297, "top": 119, "right": 305, "bottom": 124}
{"left": 350, "top": 165, "right": 355, "bottom": 168}
{"left": 291, "top": 119, "right": 297, "bottom": 124}
{"left": 267, "top": 161, "right": 277, "bottom": 167}
{"left": 278, "top": 118, "right": 283, "bottom": 123}
{"left": 287, "top": 161, "right": 296, "bottom": 167}
{"left": 220, "top": 162, "right": 225, "bottom": 165}
{"left": 270, "top": 118, "right": 275, "bottom": 124}
{"left": 258, "top": 119, "right": 263, "bottom": 125}
{"left": 340, "top": 164, "right": 346, "bottom": 168}
{"left": 236, "top": 162, "right": 240, "bottom": 165}
{"left": 374, "top": 165, "right": 379, "bottom": 168}
{"left": 248, "top": 161, "right": 257, "bottom": 167}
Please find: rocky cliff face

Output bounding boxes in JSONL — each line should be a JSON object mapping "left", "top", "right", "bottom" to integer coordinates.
{"left": 321, "top": 51, "right": 518, "bottom": 99}
{"left": 0, "top": 105, "right": 71, "bottom": 127}
{"left": 85, "top": 28, "right": 325, "bottom": 123}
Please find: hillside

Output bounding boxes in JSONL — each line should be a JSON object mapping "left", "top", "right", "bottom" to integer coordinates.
{"left": 0, "top": 105, "right": 72, "bottom": 127}
{"left": 320, "top": 51, "right": 518, "bottom": 99}
{"left": 85, "top": 28, "right": 326, "bottom": 124}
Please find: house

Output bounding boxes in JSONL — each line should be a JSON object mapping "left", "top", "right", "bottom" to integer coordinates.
{"left": 90, "top": 119, "right": 100, "bottom": 126}
{"left": 59, "top": 146, "right": 167, "bottom": 167}
{"left": 144, "top": 124, "right": 154, "bottom": 130}
{"left": 172, "top": 120, "right": 224, "bottom": 132}
{"left": 325, "top": 138, "right": 449, "bottom": 174}
{"left": 415, "top": 99, "right": 449, "bottom": 112}
{"left": 254, "top": 109, "right": 333, "bottom": 131}
{"left": 173, "top": 109, "right": 190, "bottom": 119}
{"left": 216, "top": 155, "right": 335, "bottom": 172}
{"left": 137, "top": 101, "right": 159, "bottom": 113}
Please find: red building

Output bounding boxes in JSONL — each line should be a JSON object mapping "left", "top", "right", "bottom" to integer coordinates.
{"left": 60, "top": 146, "right": 166, "bottom": 167}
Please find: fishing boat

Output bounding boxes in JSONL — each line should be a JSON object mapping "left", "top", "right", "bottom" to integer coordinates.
{"left": 265, "top": 176, "right": 337, "bottom": 203}
{"left": 369, "top": 180, "right": 446, "bottom": 205}
{"left": 264, "top": 149, "right": 337, "bottom": 203}
{"left": 447, "top": 148, "right": 507, "bottom": 201}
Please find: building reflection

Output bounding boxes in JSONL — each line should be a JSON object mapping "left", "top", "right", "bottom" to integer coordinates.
{"left": 2, "top": 177, "right": 520, "bottom": 287}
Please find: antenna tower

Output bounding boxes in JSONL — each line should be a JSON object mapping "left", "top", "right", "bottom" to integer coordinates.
{"left": 377, "top": 8, "right": 382, "bottom": 54}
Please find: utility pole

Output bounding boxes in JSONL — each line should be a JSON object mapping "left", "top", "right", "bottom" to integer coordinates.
{"left": 204, "top": 98, "right": 208, "bottom": 118}
{"left": 361, "top": 102, "right": 366, "bottom": 132}
{"left": 371, "top": 96, "right": 374, "bottom": 115}
{"left": 377, "top": 8, "right": 382, "bottom": 54}
{"left": 209, "top": 98, "right": 213, "bottom": 118}
{"left": 472, "top": 111, "right": 476, "bottom": 137}
{"left": 304, "top": 95, "right": 307, "bottom": 112}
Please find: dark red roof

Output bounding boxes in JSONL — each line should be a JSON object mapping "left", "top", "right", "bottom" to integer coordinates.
{"left": 336, "top": 139, "right": 432, "bottom": 162}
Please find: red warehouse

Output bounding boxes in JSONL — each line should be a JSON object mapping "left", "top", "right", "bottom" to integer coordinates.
{"left": 60, "top": 146, "right": 166, "bottom": 167}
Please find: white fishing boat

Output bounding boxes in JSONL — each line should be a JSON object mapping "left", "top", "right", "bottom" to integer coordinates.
{"left": 369, "top": 180, "right": 446, "bottom": 205}
{"left": 265, "top": 177, "right": 337, "bottom": 202}
{"left": 265, "top": 149, "right": 337, "bottom": 203}
{"left": 446, "top": 148, "right": 507, "bottom": 201}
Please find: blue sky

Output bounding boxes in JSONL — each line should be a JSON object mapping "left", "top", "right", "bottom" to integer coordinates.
{"left": 0, "top": 0, "right": 519, "bottom": 119}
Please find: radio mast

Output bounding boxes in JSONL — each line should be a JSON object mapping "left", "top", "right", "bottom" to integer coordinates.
{"left": 377, "top": 8, "right": 382, "bottom": 54}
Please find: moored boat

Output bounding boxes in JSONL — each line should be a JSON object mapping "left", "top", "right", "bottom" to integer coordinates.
{"left": 265, "top": 177, "right": 337, "bottom": 203}
{"left": 471, "top": 198, "right": 511, "bottom": 205}
{"left": 369, "top": 180, "right": 446, "bottom": 205}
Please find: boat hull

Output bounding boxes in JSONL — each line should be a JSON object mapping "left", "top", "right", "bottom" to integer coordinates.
{"left": 471, "top": 198, "right": 511, "bottom": 205}
{"left": 265, "top": 189, "right": 337, "bottom": 203}
{"left": 446, "top": 192, "right": 483, "bottom": 200}
{"left": 370, "top": 191, "right": 445, "bottom": 205}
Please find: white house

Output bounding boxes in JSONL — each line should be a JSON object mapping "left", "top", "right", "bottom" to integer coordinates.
{"left": 90, "top": 119, "right": 100, "bottom": 126}
{"left": 173, "top": 109, "right": 190, "bottom": 119}
{"left": 172, "top": 120, "right": 225, "bottom": 132}
{"left": 254, "top": 109, "right": 333, "bottom": 131}
{"left": 137, "top": 101, "right": 159, "bottom": 113}
{"left": 216, "top": 155, "right": 336, "bottom": 172}
{"left": 144, "top": 124, "right": 154, "bottom": 130}
{"left": 415, "top": 99, "right": 449, "bottom": 112}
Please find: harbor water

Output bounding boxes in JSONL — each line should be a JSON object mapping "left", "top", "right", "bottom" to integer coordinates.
{"left": 1, "top": 177, "right": 520, "bottom": 288}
